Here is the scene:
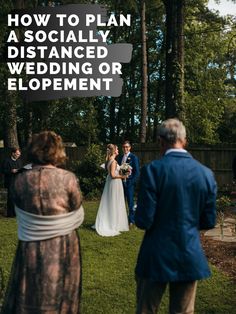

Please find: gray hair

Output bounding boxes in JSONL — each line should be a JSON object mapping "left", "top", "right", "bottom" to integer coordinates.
{"left": 158, "top": 118, "right": 186, "bottom": 144}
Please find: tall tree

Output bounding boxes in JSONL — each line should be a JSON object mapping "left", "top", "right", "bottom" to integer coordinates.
{"left": 4, "top": 91, "right": 19, "bottom": 148}
{"left": 2, "top": 0, "right": 26, "bottom": 148}
{"left": 176, "top": 0, "right": 185, "bottom": 120}
{"left": 163, "top": 0, "right": 185, "bottom": 119}
{"left": 184, "top": 1, "right": 228, "bottom": 143}
{"left": 140, "top": 0, "right": 148, "bottom": 143}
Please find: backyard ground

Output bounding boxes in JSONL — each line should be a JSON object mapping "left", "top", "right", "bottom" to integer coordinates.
{"left": 201, "top": 235, "right": 236, "bottom": 281}
{"left": 0, "top": 201, "right": 236, "bottom": 313}
{"left": 201, "top": 206, "right": 236, "bottom": 282}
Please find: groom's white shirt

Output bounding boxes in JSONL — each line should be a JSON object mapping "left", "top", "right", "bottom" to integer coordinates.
{"left": 122, "top": 152, "right": 130, "bottom": 164}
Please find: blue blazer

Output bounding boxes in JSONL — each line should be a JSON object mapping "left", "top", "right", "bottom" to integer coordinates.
{"left": 135, "top": 151, "right": 217, "bottom": 282}
{"left": 118, "top": 152, "right": 140, "bottom": 185}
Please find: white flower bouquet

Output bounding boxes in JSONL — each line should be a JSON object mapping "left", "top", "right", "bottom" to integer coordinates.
{"left": 119, "top": 163, "right": 132, "bottom": 181}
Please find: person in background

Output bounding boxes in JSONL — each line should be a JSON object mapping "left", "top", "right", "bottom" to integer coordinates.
{"left": 118, "top": 141, "right": 140, "bottom": 227}
{"left": 1, "top": 131, "right": 84, "bottom": 314}
{"left": 135, "top": 118, "right": 217, "bottom": 314}
{"left": 1, "top": 148, "right": 23, "bottom": 217}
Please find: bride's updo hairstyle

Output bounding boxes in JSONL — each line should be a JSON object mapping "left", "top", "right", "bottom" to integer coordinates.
{"left": 106, "top": 144, "right": 117, "bottom": 161}
{"left": 27, "top": 131, "right": 67, "bottom": 166}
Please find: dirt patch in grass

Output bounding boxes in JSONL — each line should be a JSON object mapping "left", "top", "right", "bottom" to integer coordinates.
{"left": 201, "top": 207, "right": 236, "bottom": 282}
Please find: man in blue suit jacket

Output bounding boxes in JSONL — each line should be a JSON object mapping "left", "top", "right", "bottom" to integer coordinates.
{"left": 135, "top": 119, "right": 217, "bottom": 314}
{"left": 118, "top": 141, "right": 140, "bottom": 226}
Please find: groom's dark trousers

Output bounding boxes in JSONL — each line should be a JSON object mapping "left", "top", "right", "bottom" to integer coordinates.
{"left": 118, "top": 152, "right": 140, "bottom": 224}
{"left": 123, "top": 180, "right": 135, "bottom": 223}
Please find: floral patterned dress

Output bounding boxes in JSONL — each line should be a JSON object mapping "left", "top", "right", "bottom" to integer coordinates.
{"left": 1, "top": 165, "right": 83, "bottom": 314}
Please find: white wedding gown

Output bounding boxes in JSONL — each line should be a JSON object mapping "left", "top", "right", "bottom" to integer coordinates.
{"left": 95, "top": 160, "right": 129, "bottom": 236}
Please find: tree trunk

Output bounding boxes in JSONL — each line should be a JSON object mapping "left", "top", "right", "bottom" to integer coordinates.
{"left": 153, "top": 61, "right": 164, "bottom": 142}
{"left": 163, "top": 0, "right": 185, "bottom": 119}
{"left": 130, "top": 69, "right": 136, "bottom": 138}
{"left": 176, "top": 0, "right": 185, "bottom": 120}
{"left": 24, "top": 103, "right": 33, "bottom": 145}
{"left": 4, "top": 91, "right": 19, "bottom": 148}
{"left": 13, "top": 0, "right": 24, "bottom": 9}
{"left": 109, "top": 98, "right": 116, "bottom": 141}
{"left": 146, "top": 28, "right": 152, "bottom": 142}
{"left": 3, "top": 0, "right": 25, "bottom": 148}
{"left": 164, "top": 0, "right": 177, "bottom": 118}
{"left": 140, "top": 0, "right": 148, "bottom": 143}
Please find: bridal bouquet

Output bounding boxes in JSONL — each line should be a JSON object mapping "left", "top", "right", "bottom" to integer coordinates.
{"left": 119, "top": 163, "right": 132, "bottom": 181}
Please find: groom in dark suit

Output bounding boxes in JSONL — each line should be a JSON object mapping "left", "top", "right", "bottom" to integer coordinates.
{"left": 135, "top": 119, "right": 217, "bottom": 314}
{"left": 118, "top": 141, "right": 140, "bottom": 226}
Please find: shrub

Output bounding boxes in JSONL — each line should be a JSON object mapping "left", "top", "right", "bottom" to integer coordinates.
{"left": 216, "top": 196, "right": 231, "bottom": 240}
{"left": 73, "top": 144, "right": 106, "bottom": 199}
{"left": 216, "top": 195, "right": 231, "bottom": 212}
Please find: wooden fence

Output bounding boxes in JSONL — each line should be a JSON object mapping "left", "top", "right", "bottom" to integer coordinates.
{"left": 64, "top": 143, "right": 236, "bottom": 187}
{"left": 131, "top": 143, "right": 236, "bottom": 187}
{"left": 0, "top": 143, "right": 236, "bottom": 187}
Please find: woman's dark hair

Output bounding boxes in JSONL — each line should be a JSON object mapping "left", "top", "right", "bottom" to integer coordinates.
{"left": 27, "top": 131, "right": 66, "bottom": 166}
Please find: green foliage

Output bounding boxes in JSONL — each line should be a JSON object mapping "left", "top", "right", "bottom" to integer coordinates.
{"left": 216, "top": 196, "right": 231, "bottom": 234}
{"left": 216, "top": 195, "right": 231, "bottom": 212}
{"left": 1, "top": 202, "right": 236, "bottom": 313}
{"left": 184, "top": 2, "right": 232, "bottom": 143}
{"left": 218, "top": 100, "right": 236, "bottom": 143}
{"left": 0, "top": 218, "right": 17, "bottom": 308}
{"left": 185, "top": 92, "right": 224, "bottom": 143}
{"left": 73, "top": 144, "right": 106, "bottom": 199}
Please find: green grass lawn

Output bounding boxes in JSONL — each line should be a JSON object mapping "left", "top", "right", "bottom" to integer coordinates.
{"left": 0, "top": 201, "right": 236, "bottom": 313}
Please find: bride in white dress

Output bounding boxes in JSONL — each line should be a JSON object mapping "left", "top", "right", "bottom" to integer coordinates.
{"left": 95, "top": 144, "right": 129, "bottom": 236}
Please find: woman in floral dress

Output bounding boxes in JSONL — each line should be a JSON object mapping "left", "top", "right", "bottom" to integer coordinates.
{"left": 1, "top": 131, "right": 84, "bottom": 314}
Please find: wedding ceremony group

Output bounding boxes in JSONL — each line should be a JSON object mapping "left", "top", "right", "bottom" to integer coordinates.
{"left": 0, "top": 118, "right": 219, "bottom": 314}
{"left": 0, "top": 0, "right": 236, "bottom": 313}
